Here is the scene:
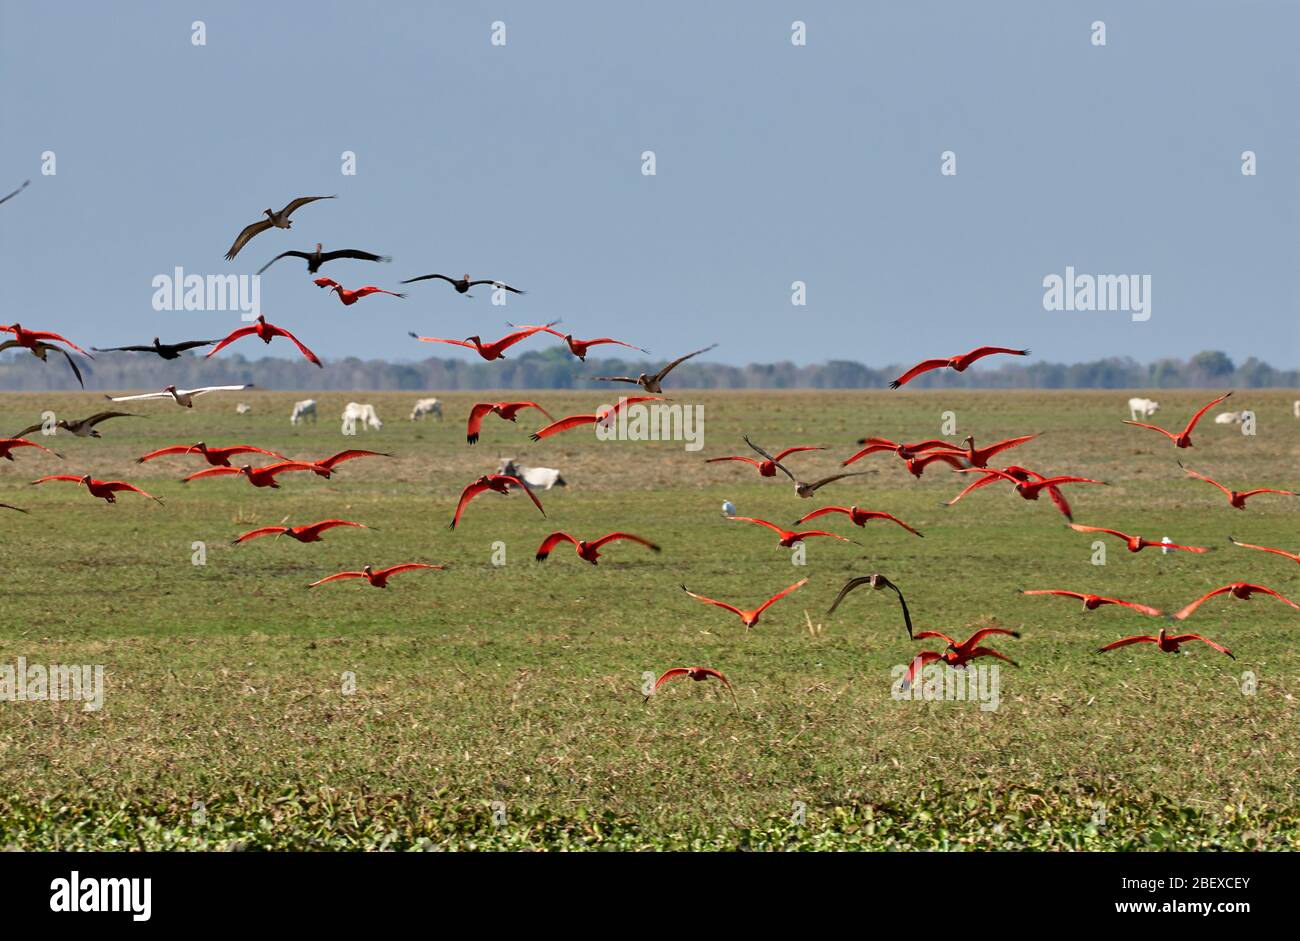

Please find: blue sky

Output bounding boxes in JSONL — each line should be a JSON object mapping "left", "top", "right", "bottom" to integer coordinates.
{"left": 2, "top": 1, "right": 1296, "bottom": 367}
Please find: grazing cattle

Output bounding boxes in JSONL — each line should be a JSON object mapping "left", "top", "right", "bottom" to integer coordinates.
{"left": 409, "top": 397, "right": 443, "bottom": 421}
{"left": 497, "top": 458, "right": 566, "bottom": 490}
{"left": 236, "top": 403, "right": 252, "bottom": 415}
{"left": 1127, "top": 397, "right": 1159, "bottom": 421}
{"left": 1294, "top": 400, "right": 1299, "bottom": 419}
{"left": 290, "top": 399, "right": 317, "bottom": 425}
{"left": 341, "top": 402, "right": 383, "bottom": 433}
{"left": 1214, "top": 411, "right": 1243, "bottom": 425}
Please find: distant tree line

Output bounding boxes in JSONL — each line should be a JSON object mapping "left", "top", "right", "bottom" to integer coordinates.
{"left": 0, "top": 346, "right": 1295, "bottom": 392}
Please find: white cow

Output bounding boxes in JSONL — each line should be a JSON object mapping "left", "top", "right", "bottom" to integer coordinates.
{"left": 341, "top": 402, "right": 383, "bottom": 433}
{"left": 236, "top": 403, "right": 252, "bottom": 416}
{"left": 497, "top": 458, "right": 566, "bottom": 490}
{"left": 1214, "top": 411, "right": 1244, "bottom": 425}
{"left": 290, "top": 399, "right": 317, "bottom": 425}
{"left": 1294, "top": 400, "right": 1299, "bottom": 419}
{"left": 410, "top": 397, "right": 443, "bottom": 421}
{"left": 1127, "top": 397, "right": 1159, "bottom": 421}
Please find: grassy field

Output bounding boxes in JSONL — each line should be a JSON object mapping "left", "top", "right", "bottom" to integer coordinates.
{"left": 0, "top": 388, "right": 1296, "bottom": 851}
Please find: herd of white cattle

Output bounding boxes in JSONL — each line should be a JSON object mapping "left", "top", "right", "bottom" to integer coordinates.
{"left": 283, "top": 398, "right": 441, "bottom": 430}
{"left": 1128, "top": 396, "right": 1292, "bottom": 426}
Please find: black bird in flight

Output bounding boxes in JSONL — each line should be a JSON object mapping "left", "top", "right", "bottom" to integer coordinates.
{"left": 257, "top": 242, "right": 390, "bottom": 276}
{"left": 93, "top": 337, "right": 216, "bottom": 360}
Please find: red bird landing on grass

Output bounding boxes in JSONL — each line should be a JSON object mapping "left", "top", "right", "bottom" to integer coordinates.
{"left": 889, "top": 346, "right": 1030, "bottom": 389}
{"left": 1179, "top": 463, "right": 1298, "bottom": 509}
{"left": 233, "top": 520, "right": 370, "bottom": 545}
{"left": 680, "top": 578, "right": 808, "bottom": 631}
{"left": 1122, "top": 392, "right": 1231, "bottom": 448}
{"left": 644, "top": 667, "right": 737, "bottom": 708}
{"left": 535, "top": 531, "right": 660, "bottom": 564}
{"left": 1097, "top": 627, "right": 1234, "bottom": 660}
{"left": 707, "top": 444, "right": 824, "bottom": 478}
{"left": 313, "top": 277, "right": 405, "bottom": 305}
{"left": 31, "top": 474, "right": 161, "bottom": 504}
{"left": 307, "top": 563, "right": 444, "bottom": 589}
{"left": 1172, "top": 582, "right": 1300, "bottom": 620}
{"left": 902, "top": 628, "right": 1020, "bottom": 687}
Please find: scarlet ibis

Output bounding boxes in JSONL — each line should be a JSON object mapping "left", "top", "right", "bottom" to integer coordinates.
{"left": 743, "top": 436, "right": 867, "bottom": 497}
{"left": 234, "top": 520, "right": 370, "bottom": 545}
{"left": 300, "top": 449, "right": 391, "bottom": 478}
{"left": 93, "top": 337, "right": 217, "bottom": 360}
{"left": 409, "top": 322, "right": 555, "bottom": 362}
{"left": 727, "top": 515, "right": 854, "bottom": 548}
{"left": 0, "top": 437, "right": 63, "bottom": 462}
{"left": 0, "top": 179, "right": 29, "bottom": 205}
{"left": 590, "top": 344, "right": 718, "bottom": 393}
{"left": 307, "top": 563, "right": 444, "bottom": 589}
{"left": 313, "top": 277, "right": 405, "bottom": 305}
{"left": 842, "top": 437, "right": 957, "bottom": 465}
{"left": 257, "top": 243, "right": 389, "bottom": 275}
{"left": 224, "top": 195, "right": 335, "bottom": 260}
{"left": 826, "top": 574, "right": 913, "bottom": 637}
{"left": 937, "top": 434, "right": 1038, "bottom": 468}
{"left": 1020, "top": 590, "right": 1163, "bottom": 616}
{"left": 1069, "top": 523, "right": 1208, "bottom": 554}
{"left": 0, "top": 323, "right": 92, "bottom": 357}
{"left": 795, "top": 506, "right": 922, "bottom": 536}
{"left": 957, "top": 467, "right": 1107, "bottom": 501}
{"left": 207, "top": 316, "right": 321, "bottom": 366}
{"left": 889, "top": 346, "right": 1029, "bottom": 389}
{"left": 401, "top": 273, "right": 525, "bottom": 296}
{"left": 1179, "top": 462, "right": 1297, "bottom": 509}
{"left": 450, "top": 474, "right": 546, "bottom": 530}
{"left": 1097, "top": 627, "right": 1233, "bottom": 660}
{"left": 183, "top": 461, "right": 317, "bottom": 489}
{"left": 535, "top": 531, "right": 660, "bottom": 564}
{"left": 466, "top": 401, "right": 554, "bottom": 444}
{"left": 707, "top": 444, "right": 824, "bottom": 478}
{"left": 680, "top": 578, "right": 808, "bottom": 631}
{"left": 136, "top": 442, "right": 284, "bottom": 467}
{"left": 903, "top": 628, "right": 1020, "bottom": 686}
{"left": 11, "top": 411, "right": 140, "bottom": 439}
{"left": 945, "top": 465, "right": 1075, "bottom": 520}
{"left": 533, "top": 326, "right": 647, "bottom": 362}
{"left": 529, "top": 396, "right": 663, "bottom": 441}
{"left": 904, "top": 451, "right": 967, "bottom": 479}
{"left": 31, "top": 474, "right": 162, "bottom": 504}
{"left": 1122, "top": 392, "right": 1231, "bottom": 448}
{"left": 645, "top": 667, "right": 737, "bottom": 708}
{"left": 106, "top": 384, "right": 255, "bottom": 407}
{"left": 1227, "top": 536, "right": 1300, "bottom": 566}
{"left": 1172, "top": 582, "right": 1300, "bottom": 620}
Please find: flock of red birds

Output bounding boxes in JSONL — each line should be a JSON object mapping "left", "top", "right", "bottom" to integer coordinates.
{"left": 2, "top": 183, "right": 1296, "bottom": 707}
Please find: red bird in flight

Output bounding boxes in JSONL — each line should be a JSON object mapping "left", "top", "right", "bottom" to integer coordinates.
{"left": 1172, "top": 582, "right": 1300, "bottom": 620}
{"left": 889, "top": 346, "right": 1029, "bottom": 389}
{"left": 707, "top": 444, "right": 824, "bottom": 478}
{"left": 957, "top": 467, "right": 1106, "bottom": 502}
{"left": 1097, "top": 627, "right": 1234, "bottom": 660}
{"left": 945, "top": 464, "right": 1076, "bottom": 520}
{"left": 842, "top": 437, "right": 956, "bottom": 465}
{"left": 408, "top": 322, "right": 556, "bottom": 361}
{"left": 300, "top": 449, "right": 390, "bottom": 478}
{"left": 727, "top": 515, "right": 854, "bottom": 548}
{"left": 207, "top": 315, "right": 322, "bottom": 366}
{"left": 313, "top": 277, "right": 405, "bottom": 305}
{"left": 0, "top": 437, "right": 63, "bottom": 462}
{"left": 450, "top": 474, "right": 545, "bottom": 530}
{"left": 31, "top": 474, "right": 161, "bottom": 504}
{"left": 1020, "top": 589, "right": 1163, "bottom": 616}
{"left": 645, "top": 667, "right": 737, "bottom": 708}
{"left": 184, "top": 460, "right": 317, "bottom": 489}
{"left": 1122, "top": 392, "right": 1231, "bottom": 448}
{"left": 1069, "top": 523, "right": 1208, "bottom": 554}
{"left": 234, "top": 520, "right": 370, "bottom": 545}
{"left": 136, "top": 442, "right": 284, "bottom": 467}
{"left": 466, "top": 401, "right": 553, "bottom": 444}
{"left": 680, "top": 578, "right": 807, "bottom": 631}
{"left": 1, "top": 322, "right": 92, "bottom": 357}
{"left": 1227, "top": 536, "right": 1300, "bottom": 567}
{"left": 535, "top": 531, "right": 660, "bottom": 564}
{"left": 904, "top": 451, "right": 966, "bottom": 478}
{"left": 934, "top": 434, "right": 1038, "bottom": 468}
{"left": 307, "top": 563, "right": 444, "bottom": 589}
{"left": 794, "top": 506, "right": 922, "bottom": 536}
{"left": 529, "top": 396, "right": 662, "bottom": 441}
{"left": 1179, "top": 462, "right": 1297, "bottom": 509}
{"left": 903, "top": 627, "right": 1020, "bottom": 687}
{"left": 533, "top": 325, "right": 648, "bottom": 362}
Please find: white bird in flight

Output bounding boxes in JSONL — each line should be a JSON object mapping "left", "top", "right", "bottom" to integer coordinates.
{"left": 105, "top": 384, "right": 254, "bottom": 408}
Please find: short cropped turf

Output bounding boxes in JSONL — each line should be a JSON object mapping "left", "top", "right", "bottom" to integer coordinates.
{"left": 0, "top": 388, "right": 1296, "bottom": 850}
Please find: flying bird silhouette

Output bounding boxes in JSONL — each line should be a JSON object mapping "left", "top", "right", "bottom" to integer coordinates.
{"left": 225, "top": 195, "right": 335, "bottom": 260}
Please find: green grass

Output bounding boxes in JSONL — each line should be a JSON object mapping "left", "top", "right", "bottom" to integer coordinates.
{"left": 1, "top": 388, "right": 1297, "bottom": 850}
